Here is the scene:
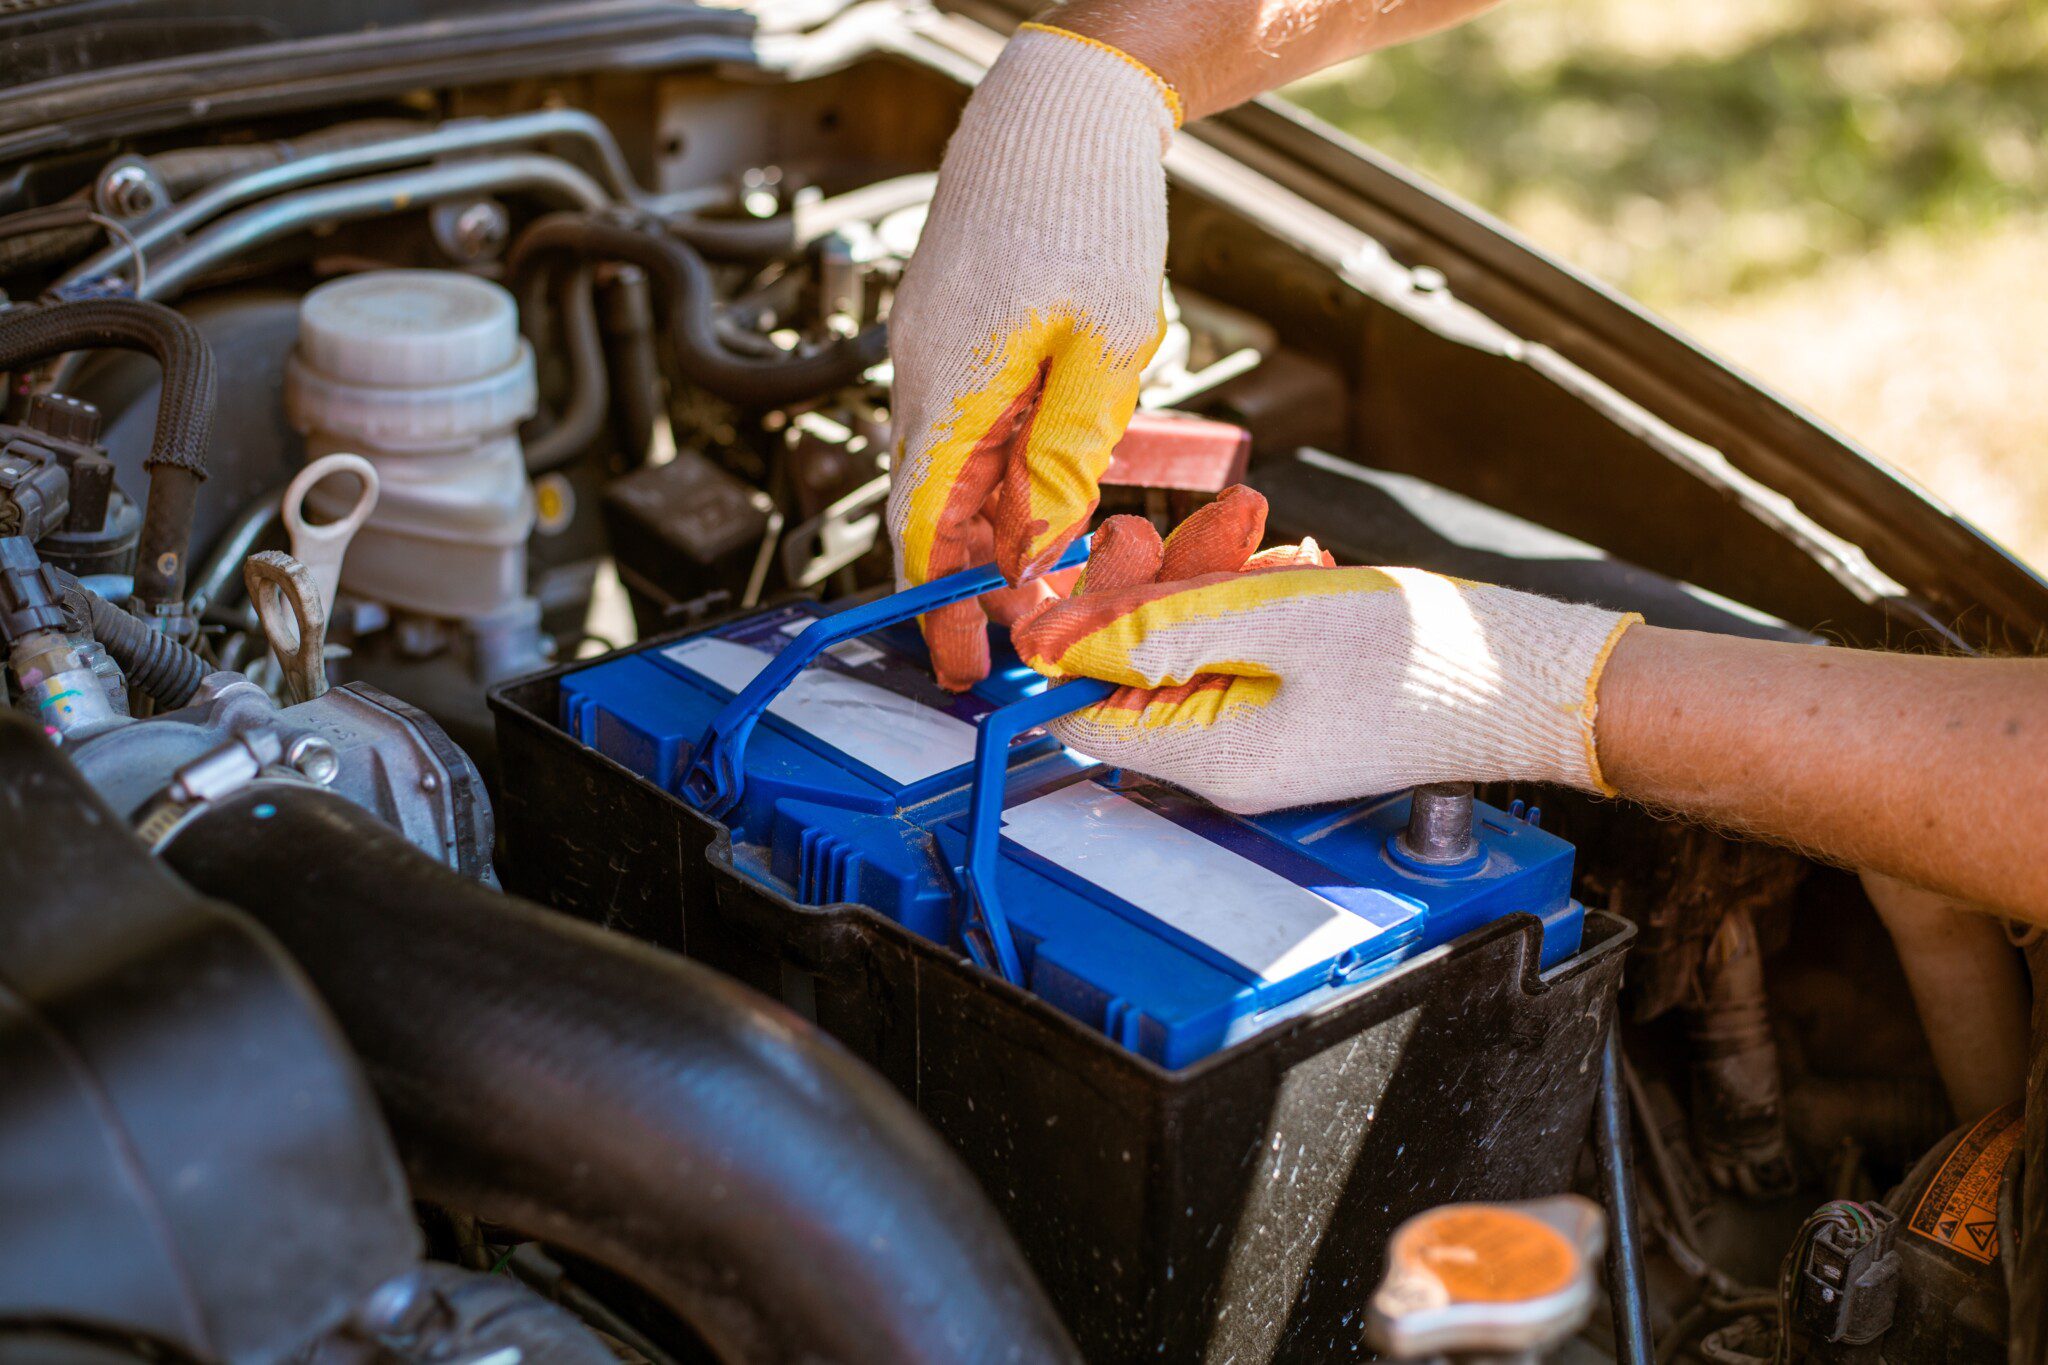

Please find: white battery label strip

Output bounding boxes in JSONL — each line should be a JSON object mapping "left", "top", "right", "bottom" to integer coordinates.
{"left": 1000, "top": 781, "right": 1403, "bottom": 983}
{"left": 664, "top": 636, "right": 978, "bottom": 786}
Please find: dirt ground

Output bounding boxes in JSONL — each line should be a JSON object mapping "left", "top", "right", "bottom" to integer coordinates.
{"left": 1284, "top": 0, "right": 2048, "bottom": 568}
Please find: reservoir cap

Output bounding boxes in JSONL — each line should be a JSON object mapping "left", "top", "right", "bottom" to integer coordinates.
{"left": 1368, "top": 1196, "right": 1604, "bottom": 1359}
{"left": 295, "top": 270, "right": 520, "bottom": 388}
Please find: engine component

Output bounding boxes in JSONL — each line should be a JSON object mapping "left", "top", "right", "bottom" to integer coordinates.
{"left": 1789, "top": 1201, "right": 1901, "bottom": 1348}
{"left": 1056, "top": 406, "right": 1258, "bottom": 559}
{"left": 53, "top": 563, "right": 207, "bottom": 710}
{"left": 1, "top": 535, "right": 124, "bottom": 740}
{"left": 282, "top": 451, "right": 379, "bottom": 630}
{"left": 63, "top": 671, "right": 492, "bottom": 877}
{"left": 297, "top": 1264, "right": 614, "bottom": 1365}
{"left": 1867, "top": 1106, "right": 2019, "bottom": 1363}
{"left": 159, "top": 781, "right": 1082, "bottom": 1365}
{"left": 1095, "top": 407, "right": 1253, "bottom": 527}
{"left": 55, "top": 109, "right": 712, "bottom": 298}
{"left": 1688, "top": 908, "right": 1798, "bottom": 1199}
{"left": 0, "top": 421, "right": 75, "bottom": 540}
{"left": 519, "top": 261, "right": 607, "bottom": 473}
{"left": 506, "top": 210, "right": 888, "bottom": 410}
{"left": 602, "top": 447, "right": 772, "bottom": 632}
{"left": 492, "top": 582, "right": 1633, "bottom": 1364}
{"left": 0, "top": 298, "right": 215, "bottom": 613}
{"left": 245, "top": 548, "right": 332, "bottom": 703}
{"left": 1366, "top": 1196, "right": 1604, "bottom": 1362}
{"left": 1, "top": 394, "right": 145, "bottom": 580}
{"left": 0, "top": 709, "right": 421, "bottom": 1363}
{"left": 1593, "top": 1025, "right": 1655, "bottom": 1365}
{"left": 285, "top": 271, "right": 537, "bottom": 622}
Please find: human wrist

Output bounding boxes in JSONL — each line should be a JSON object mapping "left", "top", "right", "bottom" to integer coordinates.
{"left": 1586, "top": 621, "right": 1673, "bottom": 801}
{"left": 1011, "top": 18, "right": 1184, "bottom": 136}
{"left": 1045, "top": 2, "right": 1221, "bottom": 120}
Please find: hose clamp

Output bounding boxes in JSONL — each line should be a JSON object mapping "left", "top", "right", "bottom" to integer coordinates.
{"left": 132, "top": 728, "right": 312, "bottom": 851}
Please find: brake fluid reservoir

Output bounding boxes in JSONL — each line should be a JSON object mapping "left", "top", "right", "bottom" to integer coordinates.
{"left": 284, "top": 271, "right": 536, "bottom": 620}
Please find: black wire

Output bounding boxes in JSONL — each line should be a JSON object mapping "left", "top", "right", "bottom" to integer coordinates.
{"left": 0, "top": 201, "right": 94, "bottom": 240}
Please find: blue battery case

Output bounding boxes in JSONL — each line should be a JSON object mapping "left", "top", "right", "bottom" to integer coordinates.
{"left": 561, "top": 556, "right": 1582, "bottom": 1067}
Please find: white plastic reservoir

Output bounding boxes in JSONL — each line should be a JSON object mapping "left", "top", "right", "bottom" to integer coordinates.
{"left": 284, "top": 270, "right": 537, "bottom": 620}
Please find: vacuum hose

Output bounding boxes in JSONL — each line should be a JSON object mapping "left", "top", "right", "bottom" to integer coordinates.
{"left": 52, "top": 567, "right": 207, "bottom": 709}
{"left": 162, "top": 786, "right": 1080, "bottom": 1365}
{"left": 508, "top": 212, "right": 887, "bottom": 410}
{"left": 0, "top": 299, "right": 214, "bottom": 610}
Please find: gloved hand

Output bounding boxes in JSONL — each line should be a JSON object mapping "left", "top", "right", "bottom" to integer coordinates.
{"left": 1011, "top": 487, "right": 1641, "bottom": 814}
{"left": 888, "top": 22, "right": 1182, "bottom": 691}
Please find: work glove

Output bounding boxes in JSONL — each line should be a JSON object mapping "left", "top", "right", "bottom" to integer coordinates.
{"left": 888, "top": 22, "right": 1182, "bottom": 691}
{"left": 1011, "top": 487, "right": 1641, "bottom": 815}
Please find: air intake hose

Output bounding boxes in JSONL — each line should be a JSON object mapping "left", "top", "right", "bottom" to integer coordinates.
{"left": 507, "top": 212, "right": 887, "bottom": 409}
{"left": 162, "top": 786, "right": 1079, "bottom": 1365}
{"left": 0, "top": 299, "right": 214, "bottom": 610}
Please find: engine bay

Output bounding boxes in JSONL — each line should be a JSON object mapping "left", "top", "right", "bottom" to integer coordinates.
{"left": 0, "top": 5, "right": 2034, "bottom": 1363}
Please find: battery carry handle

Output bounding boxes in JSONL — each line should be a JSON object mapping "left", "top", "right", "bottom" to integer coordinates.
{"left": 679, "top": 539, "right": 1094, "bottom": 818}
{"left": 955, "top": 676, "right": 1119, "bottom": 985}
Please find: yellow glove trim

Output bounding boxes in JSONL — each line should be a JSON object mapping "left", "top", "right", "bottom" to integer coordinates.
{"left": 897, "top": 318, "right": 1058, "bottom": 585}
{"left": 899, "top": 308, "right": 1158, "bottom": 585}
{"left": 1019, "top": 22, "right": 1186, "bottom": 129}
{"left": 1081, "top": 672, "right": 1279, "bottom": 733}
{"left": 1037, "top": 566, "right": 1401, "bottom": 686}
{"left": 1580, "top": 613, "right": 1642, "bottom": 798}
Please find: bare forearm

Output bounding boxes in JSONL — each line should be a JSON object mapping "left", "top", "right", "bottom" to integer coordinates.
{"left": 1597, "top": 625, "right": 2048, "bottom": 922}
{"left": 1051, "top": 0, "right": 1504, "bottom": 120}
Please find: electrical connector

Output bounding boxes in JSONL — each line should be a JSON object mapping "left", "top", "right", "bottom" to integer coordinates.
{"left": 1794, "top": 1201, "right": 1900, "bottom": 1346}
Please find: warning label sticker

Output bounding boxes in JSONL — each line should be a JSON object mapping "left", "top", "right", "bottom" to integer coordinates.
{"left": 1907, "top": 1101, "right": 2021, "bottom": 1265}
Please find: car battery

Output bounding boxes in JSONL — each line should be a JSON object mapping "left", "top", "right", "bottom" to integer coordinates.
{"left": 489, "top": 555, "right": 1632, "bottom": 1363}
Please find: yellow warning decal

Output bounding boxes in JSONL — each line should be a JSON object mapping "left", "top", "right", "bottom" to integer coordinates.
{"left": 1394, "top": 1207, "right": 1578, "bottom": 1303}
{"left": 1907, "top": 1101, "right": 2021, "bottom": 1265}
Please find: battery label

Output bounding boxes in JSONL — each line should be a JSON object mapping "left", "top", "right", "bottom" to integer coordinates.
{"left": 664, "top": 635, "right": 980, "bottom": 786}
{"left": 1000, "top": 780, "right": 1414, "bottom": 983}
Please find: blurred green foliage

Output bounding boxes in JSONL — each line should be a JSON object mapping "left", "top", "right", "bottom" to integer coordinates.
{"left": 1282, "top": 0, "right": 2048, "bottom": 303}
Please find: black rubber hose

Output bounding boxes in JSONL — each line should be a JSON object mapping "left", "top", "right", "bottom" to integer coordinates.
{"left": 162, "top": 787, "right": 1080, "bottom": 1365}
{"left": 516, "top": 262, "right": 607, "bottom": 473}
{"left": 0, "top": 299, "right": 214, "bottom": 610}
{"left": 601, "top": 266, "right": 662, "bottom": 470}
{"left": 52, "top": 568, "right": 207, "bottom": 709}
{"left": 507, "top": 212, "right": 886, "bottom": 410}
{"left": 664, "top": 211, "right": 798, "bottom": 265}
{"left": 1594, "top": 1025, "right": 1655, "bottom": 1365}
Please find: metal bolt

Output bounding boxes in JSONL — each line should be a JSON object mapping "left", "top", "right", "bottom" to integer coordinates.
{"left": 1397, "top": 782, "right": 1478, "bottom": 865}
{"left": 100, "top": 162, "right": 165, "bottom": 219}
{"left": 286, "top": 734, "right": 340, "bottom": 786}
{"left": 431, "top": 198, "right": 511, "bottom": 262}
{"left": 356, "top": 1271, "right": 425, "bottom": 1334}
